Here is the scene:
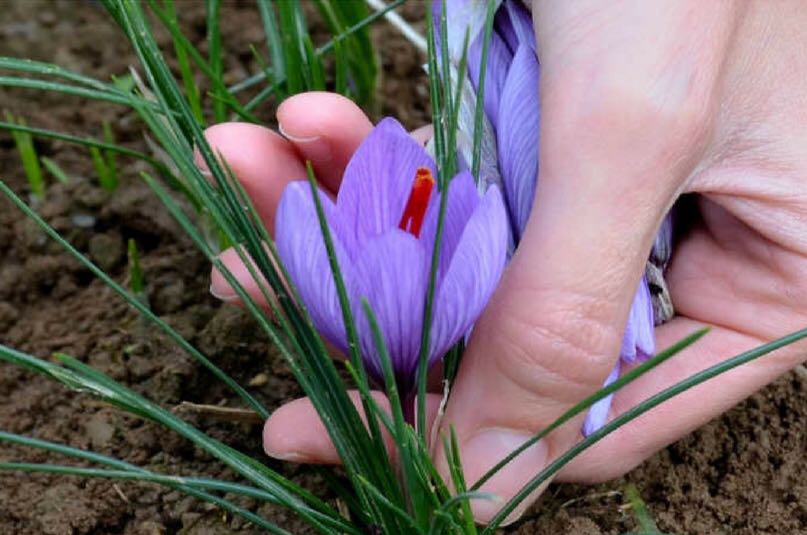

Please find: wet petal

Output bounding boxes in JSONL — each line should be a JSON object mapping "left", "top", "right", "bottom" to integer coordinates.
{"left": 431, "top": 186, "right": 508, "bottom": 361}
{"left": 337, "top": 118, "right": 437, "bottom": 244}
{"left": 352, "top": 230, "right": 429, "bottom": 391}
{"left": 276, "top": 181, "right": 353, "bottom": 353}
{"left": 620, "top": 277, "right": 656, "bottom": 364}
{"left": 420, "top": 171, "right": 481, "bottom": 279}
{"left": 581, "top": 361, "right": 621, "bottom": 437}
{"left": 497, "top": 45, "right": 540, "bottom": 239}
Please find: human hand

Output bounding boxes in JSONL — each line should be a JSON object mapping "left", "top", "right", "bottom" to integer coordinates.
{"left": 205, "top": 0, "right": 807, "bottom": 524}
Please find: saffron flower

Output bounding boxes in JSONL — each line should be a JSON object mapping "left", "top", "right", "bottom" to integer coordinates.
{"left": 439, "top": 0, "right": 672, "bottom": 434}
{"left": 275, "top": 118, "right": 509, "bottom": 396}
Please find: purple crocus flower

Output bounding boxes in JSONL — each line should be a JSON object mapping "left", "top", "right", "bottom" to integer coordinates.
{"left": 275, "top": 118, "right": 509, "bottom": 397}
{"left": 438, "top": 0, "right": 671, "bottom": 434}
{"left": 436, "top": 0, "right": 538, "bottom": 240}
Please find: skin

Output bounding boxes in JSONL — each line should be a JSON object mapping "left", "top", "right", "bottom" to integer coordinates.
{"left": 202, "top": 0, "right": 807, "bottom": 524}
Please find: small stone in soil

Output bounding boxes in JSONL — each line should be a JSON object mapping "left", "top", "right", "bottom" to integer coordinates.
{"left": 88, "top": 231, "right": 124, "bottom": 271}
{"left": 71, "top": 213, "right": 96, "bottom": 228}
{"left": 84, "top": 412, "right": 116, "bottom": 449}
{"left": 248, "top": 372, "right": 269, "bottom": 387}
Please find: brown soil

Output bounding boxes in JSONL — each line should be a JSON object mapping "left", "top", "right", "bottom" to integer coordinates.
{"left": 0, "top": 1, "right": 804, "bottom": 534}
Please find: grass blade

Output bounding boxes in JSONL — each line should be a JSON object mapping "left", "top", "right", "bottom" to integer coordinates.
{"left": 624, "top": 483, "right": 662, "bottom": 534}
{"left": 206, "top": 0, "right": 225, "bottom": 122}
{"left": 3, "top": 112, "right": 44, "bottom": 198}
{"left": 40, "top": 157, "right": 70, "bottom": 184}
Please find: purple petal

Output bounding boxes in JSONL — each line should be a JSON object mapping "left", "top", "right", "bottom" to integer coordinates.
{"left": 620, "top": 276, "right": 656, "bottom": 364}
{"left": 276, "top": 181, "right": 353, "bottom": 354}
{"left": 497, "top": 45, "right": 540, "bottom": 239}
{"left": 337, "top": 118, "right": 437, "bottom": 245}
{"left": 352, "top": 230, "right": 428, "bottom": 391}
{"left": 582, "top": 361, "right": 621, "bottom": 436}
{"left": 496, "top": 0, "right": 536, "bottom": 53}
{"left": 431, "top": 186, "right": 508, "bottom": 361}
{"left": 468, "top": 31, "right": 512, "bottom": 131}
{"left": 420, "top": 171, "right": 481, "bottom": 279}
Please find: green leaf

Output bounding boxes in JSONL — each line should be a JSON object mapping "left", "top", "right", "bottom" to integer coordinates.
{"left": 88, "top": 144, "right": 118, "bottom": 191}
{"left": 3, "top": 112, "right": 44, "bottom": 198}
{"left": 40, "top": 157, "right": 70, "bottom": 184}
{"left": 624, "top": 483, "right": 662, "bottom": 534}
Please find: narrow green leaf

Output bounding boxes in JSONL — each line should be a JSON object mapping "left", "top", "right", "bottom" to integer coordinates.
{"left": 40, "top": 157, "right": 70, "bottom": 184}
{"left": 102, "top": 120, "right": 119, "bottom": 185}
{"left": 163, "top": 0, "right": 204, "bottom": 122}
{"left": 240, "top": 0, "right": 405, "bottom": 110}
{"left": 624, "top": 483, "right": 661, "bottom": 534}
{"left": 89, "top": 145, "right": 117, "bottom": 191}
{"left": 4, "top": 112, "right": 44, "bottom": 198}
{"left": 471, "top": 0, "right": 496, "bottom": 183}
{"left": 127, "top": 238, "right": 147, "bottom": 305}
{"left": 206, "top": 0, "right": 225, "bottom": 122}
{"left": 0, "top": 120, "right": 169, "bottom": 174}
{"left": 257, "top": 0, "right": 285, "bottom": 97}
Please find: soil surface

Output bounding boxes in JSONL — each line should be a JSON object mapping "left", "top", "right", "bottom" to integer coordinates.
{"left": 0, "top": 1, "right": 804, "bottom": 534}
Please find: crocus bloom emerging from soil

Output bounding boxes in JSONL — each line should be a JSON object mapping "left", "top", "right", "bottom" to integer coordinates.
{"left": 276, "top": 118, "right": 508, "bottom": 396}
{"left": 439, "top": 0, "right": 668, "bottom": 434}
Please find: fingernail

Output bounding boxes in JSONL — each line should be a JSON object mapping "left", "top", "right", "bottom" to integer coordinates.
{"left": 277, "top": 121, "right": 332, "bottom": 163}
{"left": 463, "top": 429, "right": 548, "bottom": 525}
{"left": 263, "top": 447, "right": 308, "bottom": 463}
{"left": 209, "top": 283, "right": 238, "bottom": 303}
{"left": 193, "top": 145, "right": 212, "bottom": 176}
{"left": 263, "top": 420, "right": 311, "bottom": 463}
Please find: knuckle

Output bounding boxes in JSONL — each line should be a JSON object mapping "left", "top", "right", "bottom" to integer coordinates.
{"left": 491, "top": 290, "right": 624, "bottom": 402}
{"left": 547, "top": 71, "right": 712, "bottom": 160}
{"left": 592, "top": 81, "right": 709, "bottom": 149}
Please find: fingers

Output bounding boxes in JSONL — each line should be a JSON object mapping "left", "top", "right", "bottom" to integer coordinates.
{"left": 196, "top": 122, "right": 305, "bottom": 235}
{"left": 263, "top": 391, "right": 443, "bottom": 465}
{"left": 196, "top": 93, "right": 373, "bottom": 234}
{"left": 200, "top": 92, "right": 373, "bottom": 304}
{"left": 558, "top": 204, "right": 807, "bottom": 481}
{"left": 209, "top": 246, "right": 272, "bottom": 306}
{"left": 276, "top": 92, "right": 373, "bottom": 193}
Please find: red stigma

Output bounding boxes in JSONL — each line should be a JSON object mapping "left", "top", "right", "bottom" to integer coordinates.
{"left": 398, "top": 167, "right": 435, "bottom": 238}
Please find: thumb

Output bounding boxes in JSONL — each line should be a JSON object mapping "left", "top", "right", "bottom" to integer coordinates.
{"left": 437, "top": 9, "right": 726, "bottom": 523}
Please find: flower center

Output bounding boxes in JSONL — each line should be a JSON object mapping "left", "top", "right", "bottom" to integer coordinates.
{"left": 398, "top": 167, "right": 435, "bottom": 238}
